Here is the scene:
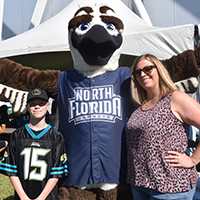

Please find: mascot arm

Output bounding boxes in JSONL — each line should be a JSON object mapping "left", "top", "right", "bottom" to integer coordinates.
{"left": 161, "top": 46, "right": 200, "bottom": 93}
{"left": 0, "top": 58, "right": 60, "bottom": 114}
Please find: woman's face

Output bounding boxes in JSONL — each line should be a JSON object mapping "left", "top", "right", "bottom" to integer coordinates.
{"left": 134, "top": 59, "right": 159, "bottom": 90}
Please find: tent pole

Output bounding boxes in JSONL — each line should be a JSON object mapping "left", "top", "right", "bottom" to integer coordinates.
{"left": 131, "top": 0, "right": 152, "bottom": 26}
{"left": 0, "top": 0, "right": 4, "bottom": 41}
{"left": 28, "top": 0, "right": 48, "bottom": 30}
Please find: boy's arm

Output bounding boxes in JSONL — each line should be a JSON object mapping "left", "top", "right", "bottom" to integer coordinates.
{"left": 0, "top": 140, "right": 8, "bottom": 152}
{"left": 35, "top": 178, "right": 59, "bottom": 200}
{"left": 10, "top": 176, "right": 31, "bottom": 200}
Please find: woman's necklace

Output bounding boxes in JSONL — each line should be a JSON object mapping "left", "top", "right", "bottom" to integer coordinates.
{"left": 142, "top": 95, "right": 162, "bottom": 110}
{"left": 142, "top": 100, "right": 156, "bottom": 110}
{"left": 142, "top": 100, "right": 148, "bottom": 110}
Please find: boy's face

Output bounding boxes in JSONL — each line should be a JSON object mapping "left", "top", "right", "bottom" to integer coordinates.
{"left": 26, "top": 98, "right": 50, "bottom": 119}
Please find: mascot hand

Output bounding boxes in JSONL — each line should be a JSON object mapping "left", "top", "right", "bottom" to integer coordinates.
{"left": 174, "top": 77, "right": 199, "bottom": 93}
{"left": 0, "top": 83, "right": 28, "bottom": 114}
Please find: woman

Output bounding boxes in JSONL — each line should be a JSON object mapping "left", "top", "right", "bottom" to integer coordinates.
{"left": 126, "top": 54, "right": 200, "bottom": 200}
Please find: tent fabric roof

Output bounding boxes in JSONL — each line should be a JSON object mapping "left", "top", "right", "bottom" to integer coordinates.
{"left": 0, "top": 0, "right": 195, "bottom": 61}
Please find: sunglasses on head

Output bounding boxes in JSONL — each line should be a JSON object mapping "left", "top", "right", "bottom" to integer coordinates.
{"left": 132, "top": 65, "right": 156, "bottom": 78}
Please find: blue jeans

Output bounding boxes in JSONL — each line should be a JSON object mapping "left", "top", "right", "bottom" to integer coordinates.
{"left": 130, "top": 185, "right": 196, "bottom": 200}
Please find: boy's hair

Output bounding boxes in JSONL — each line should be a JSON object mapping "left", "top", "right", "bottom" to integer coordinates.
{"left": 27, "top": 88, "right": 48, "bottom": 104}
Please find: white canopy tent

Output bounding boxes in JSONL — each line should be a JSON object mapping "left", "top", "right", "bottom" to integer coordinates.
{"left": 0, "top": 0, "right": 197, "bottom": 70}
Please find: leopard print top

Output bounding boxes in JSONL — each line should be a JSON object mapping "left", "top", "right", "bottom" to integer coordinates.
{"left": 126, "top": 92, "right": 199, "bottom": 193}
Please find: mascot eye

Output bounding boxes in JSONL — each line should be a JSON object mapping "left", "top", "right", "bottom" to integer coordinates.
{"left": 80, "top": 23, "right": 89, "bottom": 31}
{"left": 106, "top": 23, "right": 115, "bottom": 31}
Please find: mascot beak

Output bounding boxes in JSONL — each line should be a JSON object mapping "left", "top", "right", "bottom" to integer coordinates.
{"left": 71, "top": 24, "right": 123, "bottom": 66}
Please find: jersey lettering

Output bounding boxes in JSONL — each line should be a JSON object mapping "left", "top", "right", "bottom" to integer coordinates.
{"left": 20, "top": 147, "right": 51, "bottom": 181}
{"left": 68, "top": 85, "right": 122, "bottom": 124}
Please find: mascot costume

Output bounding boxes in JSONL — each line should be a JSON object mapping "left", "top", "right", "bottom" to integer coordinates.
{"left": 0, "top": 3, "right": 200, "bottom": 200}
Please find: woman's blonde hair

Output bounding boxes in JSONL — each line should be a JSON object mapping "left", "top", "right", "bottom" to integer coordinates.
{"left": 131, "top": 54, "right": 179, "bottom": 105}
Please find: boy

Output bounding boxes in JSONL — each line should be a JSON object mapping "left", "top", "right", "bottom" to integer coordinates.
{"left": 0, "top": 88, "right": 68, "bottom": 200}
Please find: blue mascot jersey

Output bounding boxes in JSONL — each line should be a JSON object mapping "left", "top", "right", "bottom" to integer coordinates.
{"left": 58, "top": 67, "right": 132, "bottom": 186}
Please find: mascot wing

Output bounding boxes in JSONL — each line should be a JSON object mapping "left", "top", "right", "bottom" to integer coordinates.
{"left": 0, "top": 58, "right": 60, "bottom": 114}
{"left": 162, "top": 46, "right": 200, "bottom": 93}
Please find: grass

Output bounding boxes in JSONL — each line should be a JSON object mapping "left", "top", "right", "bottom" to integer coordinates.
{"left": 0, "top": 173, "right": 14, "bottom": 200}
{"left": 0, "top": 159, "right": 14, "bottom": 200}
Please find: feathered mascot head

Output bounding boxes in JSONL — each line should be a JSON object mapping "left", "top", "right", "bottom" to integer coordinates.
{"left": 68, "top": 4, "right": 124, "bottom": 77}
